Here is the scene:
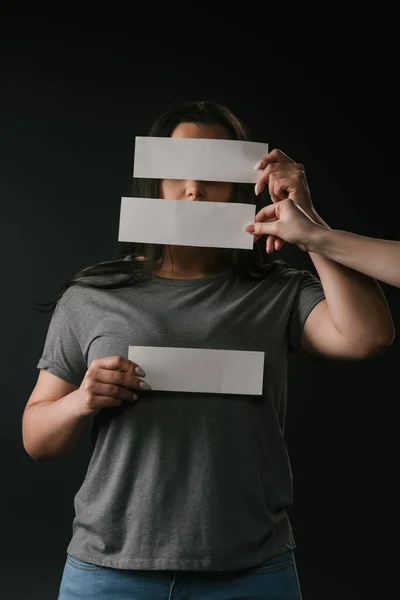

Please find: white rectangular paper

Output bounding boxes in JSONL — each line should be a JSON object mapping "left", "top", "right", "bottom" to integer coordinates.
{"left": 118, "top": 197, "right": 255, "bottom": 249}
{"left": 133, "top": 137, "right": 269, "bottom": 183}
{"left": 128, "top": 346, "right": 265, "bottom": 395}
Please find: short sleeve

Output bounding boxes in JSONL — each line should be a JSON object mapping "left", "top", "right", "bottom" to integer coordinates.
{"left": 37, "top": 295, "right": 87, "bottom": 387}
{"left": 288, "top": 269, "right": 325, "bottom": 355}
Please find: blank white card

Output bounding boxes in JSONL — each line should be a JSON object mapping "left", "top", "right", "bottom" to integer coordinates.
{"left": 118, "top": 197, "right": 256, "bottom": 249}
{"left": 128, "top": 346, "right": 265, "bottom": 395}
{"left": 133, "top": 137, "right": 269, "bottom": 183}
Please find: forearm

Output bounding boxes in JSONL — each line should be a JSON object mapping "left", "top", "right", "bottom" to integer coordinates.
{"left": 22, "top": 390, "right": 89, "bottom": 461}
{"left": 308, "top": 213, "right": 394, "bottom": 348}
{"left": 309, "top": 226, "right": 400, "bottom": 287}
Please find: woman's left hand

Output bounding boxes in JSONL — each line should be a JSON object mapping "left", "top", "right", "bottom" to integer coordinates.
{"left": 254, "top": 149, "right": 316, "bottom": 253}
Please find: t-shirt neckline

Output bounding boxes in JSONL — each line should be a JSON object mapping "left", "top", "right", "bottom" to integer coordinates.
{"left": 150, "top": 269, "right": 233, "bottom": 287}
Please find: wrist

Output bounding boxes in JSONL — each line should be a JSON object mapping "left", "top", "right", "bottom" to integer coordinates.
{"left": 71, "top": 389, "right": 94, "bottom": 419}
{"left": 307, "top": 222, "right": 331, "bottom": 254}
{"left": 310, "top": 208, "right": 330, "bottom": 229}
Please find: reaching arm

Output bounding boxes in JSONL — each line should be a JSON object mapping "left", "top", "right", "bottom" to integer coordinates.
{"left": 307, "top": 226, "right": 400, "bottom": 288}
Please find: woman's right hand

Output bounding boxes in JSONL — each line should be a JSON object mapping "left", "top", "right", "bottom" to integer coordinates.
{"left": 78, "top": 356, "right": 150, "bottom": 416}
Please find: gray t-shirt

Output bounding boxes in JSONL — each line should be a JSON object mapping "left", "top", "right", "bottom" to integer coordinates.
{"left": 37, "top": 263, "right": 325, "bottom": 571}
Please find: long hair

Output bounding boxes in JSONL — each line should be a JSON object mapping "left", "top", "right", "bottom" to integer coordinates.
{"left": 36, "top": 100, "right": 277, "bottom": 312}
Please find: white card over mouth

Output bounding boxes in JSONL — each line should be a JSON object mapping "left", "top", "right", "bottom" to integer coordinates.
{"left": 118, "top": 197, "right": 255, "bottom": 249}
{"left": 128, "top": 347, "right": 265, "bottom": 395}
{"left": 133, "top": 137, "right": 269, "bottom": 183}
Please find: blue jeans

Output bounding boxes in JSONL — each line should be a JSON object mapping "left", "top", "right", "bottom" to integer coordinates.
{"left": 58, "top": 551, "right": 302, "bottom": 599}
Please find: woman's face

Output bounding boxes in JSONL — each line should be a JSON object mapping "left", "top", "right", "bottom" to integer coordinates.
{"left": 159, "top": 122, "right": 233, "bottom": 203}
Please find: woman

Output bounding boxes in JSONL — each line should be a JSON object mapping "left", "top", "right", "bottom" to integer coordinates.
{"left": 245, "top": 192, "right": 400, "bottom": 287}
{"left": 23, "top": 101, "right": 394, "bottom": 600}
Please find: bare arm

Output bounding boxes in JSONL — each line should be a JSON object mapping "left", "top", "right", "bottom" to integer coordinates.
{"left": 22, "top": 371, "right": 89, "bottom": 461}
{"left": 246, "top": 196, "right": 400, "bottom": 289}
{"left": 249, "top": 150, "right": 395, "bottom": 360}
{"left": 23, "top": 357, "right": 148, "bottom": 461}
{"left": 298, "top": 208, "right": 394, "bottom": 359}
{"left": 302, "top": 245, "right": 394, "bottom": 359}
{"left": 308, "top": 226, "right": 400, "bottom": 288}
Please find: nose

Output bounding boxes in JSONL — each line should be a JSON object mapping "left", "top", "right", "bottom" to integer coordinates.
{"left": 184, "top": 180, "right": 206, "bottom": 201}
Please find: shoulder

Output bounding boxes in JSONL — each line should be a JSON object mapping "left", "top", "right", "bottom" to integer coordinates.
{"left": 245, "top": 262, "right": 323, "bottom": 314}
{"left": 56, "top": 284, "right": 88, "bottom": 313}
{"left": 57, "top": 272, "right": 130, "bottom": 308}
{"left": 254, "top": 260, "right": 313, "bottom": 288}
{"left": 55, "top": 280, "right": 109, "bottom": 317}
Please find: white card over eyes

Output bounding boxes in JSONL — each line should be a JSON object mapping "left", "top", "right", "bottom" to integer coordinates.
{"left": 128, "top": 346, "right": 265, "bottom": 395}
{"left": 118, "top": 197, "right": 256, "bottom": 249}
{"left": 133, "top": 137, "right": 269, "bottom": 183}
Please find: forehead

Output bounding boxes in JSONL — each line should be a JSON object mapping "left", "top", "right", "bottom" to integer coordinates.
{"left": 171, "top": 122, "right": 231, "bottom": 140}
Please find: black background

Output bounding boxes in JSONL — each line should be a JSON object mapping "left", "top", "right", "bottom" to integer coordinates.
{"left": 1, "top": 12, "right": 399, "bottom": 599}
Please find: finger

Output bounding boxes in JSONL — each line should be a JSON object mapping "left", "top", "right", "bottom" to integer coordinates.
{"left": 268, "top": 172, "right": 280, "bottom": 203}
{"left": 255, "top": 160, "right": 303, "bottom": 196}
{"left": 257, "top": 162, "right": 305, "bottom": 181}
{"left": 255, "top": 148, "right": 294, "bottom": 172}
{"left": 272, "top": 176, "right": 298, "bottom": 202}
{"left": 256, "top": 162, "right": 304, "bottom": 195}
{"left": 253, "top": 203, "right": 279, "bottom": 223}
{"left": 92, "top": 396, "right": 124, "bottom": 409}
{"left": 266, "top": 235, "right": 276, "bottom": 254}
{"left": 266, "top": 148, "right": 294, "bottom": 164}
{"left": 91, "top": 382, "right": 140, "bottom": 402}
{"left": 250, "top": 221, "right": 279, "bottom": 237}
{"left": 108, "top": 369, "right": 152, "bottom": 391}
{"left": 244, "top": 222, "right": 284, "bottom": 250}
{"left": 245, "top": 209, "right": 278, "bottom": 242}
{"left": 243, "top": 225, "right": 262, "bottom": 243}
{"left": 254, "top": 149, "right": 293, "bottom": 172}
{"left": 89, "top": 356, "right": 146, "bottom": 378}
{"left": 270, "top": 171, "right": 302, "bottom": 202}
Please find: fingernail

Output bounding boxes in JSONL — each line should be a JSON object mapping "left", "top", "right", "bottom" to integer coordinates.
{"left": 140, "top": 381, "right": 151, "bottom": 390}
{"left": 254, "top": 184, "right": 259, "bottom": 196}
{"left": 135, "top": 366, "right": 146, "bottom": 377}
{"left": 244, "top": 224, "right": 255, "bottom": 233}
{"left": 254, "top": 160, "right": 263, "bottom": 170}
{"left": 133, "top": 393, "right": 139, "bottom": 401}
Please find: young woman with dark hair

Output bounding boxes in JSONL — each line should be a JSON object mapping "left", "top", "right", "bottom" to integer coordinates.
{"left": 23, "top": 101, "right": 394, "bottom": 600}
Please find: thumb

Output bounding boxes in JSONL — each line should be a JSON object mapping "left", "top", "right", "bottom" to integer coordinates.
{"left": 244, "top": 221, "right": 279, "bottom": 237}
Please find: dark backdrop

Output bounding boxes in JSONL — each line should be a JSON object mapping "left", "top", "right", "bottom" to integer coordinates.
{"left": 1, "top": 17, "right": 399, "bottom": 600}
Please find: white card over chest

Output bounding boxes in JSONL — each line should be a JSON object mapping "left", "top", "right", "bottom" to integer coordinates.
{"left": 128, "top": 346, "right": 265, "bottom": 395}
{"left": 118, "top": 197, "right": 255, "bottom": 249}
{"left": 133, "top": 137, "right": 269, "bottom": 183}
